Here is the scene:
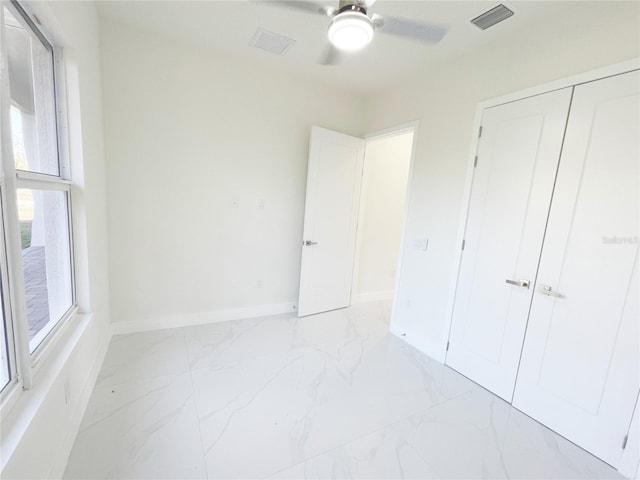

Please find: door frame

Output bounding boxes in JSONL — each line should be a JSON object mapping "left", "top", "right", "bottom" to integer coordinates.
{"left": 443, "top": 57, "right": 640, "bottom": 478}
{"left": 349, "top": 121, "right": 419, "bottom": 309}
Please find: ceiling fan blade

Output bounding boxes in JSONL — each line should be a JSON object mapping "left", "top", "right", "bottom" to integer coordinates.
{"left": 318, "top": 44, "right": 341, "bottom": 66}
{"left": 372, "top": 13, "right": 448, "bottom": 45}
{"left": 261, "top": 0, "right": 334, "bottom": 16}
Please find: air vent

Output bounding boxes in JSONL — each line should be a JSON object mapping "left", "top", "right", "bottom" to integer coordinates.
{"left": 470, "top": 4, "right": 514, "bottom": 30}
{"left": 250, "top": 28, "right": 296, "bottom": 55}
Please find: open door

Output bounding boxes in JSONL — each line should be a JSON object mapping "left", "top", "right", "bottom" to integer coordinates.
{"left": 298, "top": 126, "right": 365, "bottom": 317}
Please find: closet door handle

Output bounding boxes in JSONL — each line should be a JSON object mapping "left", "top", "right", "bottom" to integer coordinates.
{"left": 505, "top": 279, "right": 530, "bottom": 289}
{"left": 538, "top": 284, "right": 564, "bottom": 298}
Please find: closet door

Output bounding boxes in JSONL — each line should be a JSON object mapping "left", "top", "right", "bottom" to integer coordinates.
{"left": 513, "top": 70, "right": 639, "bottom": 468}
{"left": 446, "top": 88, "right": 572, "bottom": 401}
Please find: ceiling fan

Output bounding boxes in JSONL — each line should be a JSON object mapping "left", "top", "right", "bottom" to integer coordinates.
{"left": 263, "top": 0, "right": 449, "bottom": 65}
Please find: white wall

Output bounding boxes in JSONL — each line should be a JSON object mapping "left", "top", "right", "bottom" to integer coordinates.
{"left": 100, "top": 20, "right": 364, "bottom": 329}
{"left": 363, "top": 1, "right": 640, "bottom": 361}
{"left": 353, "top": 131, "right": 413, "bottom": 302}
{"left": 1, "top": 1, "right": 111, "bottom": 478}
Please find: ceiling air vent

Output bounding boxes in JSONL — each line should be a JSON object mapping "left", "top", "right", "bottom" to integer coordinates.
{"left": 250, "top": 28, "right": 296, "bottom": 55}
{"left": 470, "top": 4, "right": 514, "bottom": 30}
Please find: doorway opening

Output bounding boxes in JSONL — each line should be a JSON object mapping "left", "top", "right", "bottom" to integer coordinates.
{"left": 351, "top": 125, "right": 416, "bottom": 305}
{"left": 297, "top": 123, "right": 416, "bottom": 317}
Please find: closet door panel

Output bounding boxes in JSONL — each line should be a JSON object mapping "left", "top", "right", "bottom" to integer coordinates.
{"left": 513, "top": 70, "right": 640, "bottom": 468}
{"left": 446, "top": 88, "right": 572, "bottom": 401}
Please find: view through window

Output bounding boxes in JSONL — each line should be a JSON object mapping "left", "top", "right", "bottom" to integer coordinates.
{"left": 2, "top": 1, "right": 74, "bottom": 373}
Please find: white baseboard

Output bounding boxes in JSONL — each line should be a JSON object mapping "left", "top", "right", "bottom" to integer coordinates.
{"left": 389, "top": 323, "right": 447, "bottom": 364}
{"left": 111, "top": 301, "right": 298, "bottom": 335}
{"left": 352, "top": 291, "right": 394, "bottom": 304}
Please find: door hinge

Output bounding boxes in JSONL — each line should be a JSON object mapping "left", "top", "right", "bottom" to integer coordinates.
{"left": 478, "top": 126, "right": 483, "bottom": 138}
{"left": 461, "top": 239, "right": 466, "bottom": 251}
{"left": 622, "top": 434, "right": 629, "bottom": 450}
{"left": 446, "top": 341, "right": 450, "bottom": 352}
{"left": 474, "top": 156, "right": 478, "bottom": 167}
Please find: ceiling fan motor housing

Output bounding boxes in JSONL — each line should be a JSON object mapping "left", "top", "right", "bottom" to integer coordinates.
{"left": 337, "top": 2, "right": 368, "bottom": 15}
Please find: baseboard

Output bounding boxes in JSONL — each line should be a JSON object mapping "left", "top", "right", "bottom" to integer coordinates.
{"left": 352, "top": 291, "right": 394, "bottom": 304}
{"left": 390, "top": 322, "right": 447, "bottom": 364}
{"left": 111, "top": 301, "right": 298, "bottom": 335}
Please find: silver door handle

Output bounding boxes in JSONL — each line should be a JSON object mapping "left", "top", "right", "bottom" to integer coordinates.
{"left": 538, "top": 284, "right": 563, "bottom": 298}
{"left": 303, "top": 240, "right": 318, "bottom": 246}
{"left": 505, "top": 279, "right": 530, "bottom": 289}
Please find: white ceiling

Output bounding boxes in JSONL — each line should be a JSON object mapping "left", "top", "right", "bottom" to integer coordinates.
{"left": 96, "top": 0, "right": 576, "bottom": 96}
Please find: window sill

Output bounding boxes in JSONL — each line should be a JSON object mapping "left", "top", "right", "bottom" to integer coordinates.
{"left": 1, "top": 308, "right": 83, "bottom": 417}
{"left": 30, "top": 305, "right": 79, "bottom": 373}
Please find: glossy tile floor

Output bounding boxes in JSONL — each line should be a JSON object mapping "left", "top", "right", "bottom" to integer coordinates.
{"left": 64, "top": 302, "right": 621, "bottom": 479}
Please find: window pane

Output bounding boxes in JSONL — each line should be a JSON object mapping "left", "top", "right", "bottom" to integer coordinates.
{"left": 5, "top": 6, "right": 59, "bottom": 176}
{"left": 18, "top": 189, "right": 72, "bottom": 351}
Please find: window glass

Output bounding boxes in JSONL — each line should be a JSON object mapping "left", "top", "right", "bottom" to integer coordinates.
{"left": 18, "top": 189, "right": 73, "bottom": 351}
{"left": 5, "top": 6, "right": 59, "bottom": 176}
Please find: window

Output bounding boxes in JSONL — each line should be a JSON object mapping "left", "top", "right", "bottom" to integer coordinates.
{"left": 0, "top": 0, "right": 75, "bottom": 393}
{"left": 18, "top": 188, "right": 73, "bottom": 351}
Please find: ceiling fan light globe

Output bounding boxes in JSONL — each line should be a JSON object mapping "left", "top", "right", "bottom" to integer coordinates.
{"left": 328, "top": 12, "right": 374, "bottom": 51}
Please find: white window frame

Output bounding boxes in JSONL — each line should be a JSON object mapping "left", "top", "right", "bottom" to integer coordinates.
{"left": 0, "top": 192, "right": 17, "bottom": 392}
{"left": 0, "top": 0, "right": 77, "bottom": 398}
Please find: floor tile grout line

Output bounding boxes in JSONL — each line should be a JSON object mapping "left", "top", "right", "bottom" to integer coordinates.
{"left": 260, "top": 385, "right": 479, "bottom": 479}
{"left": 182, "top": 305, "right": 395, "bottom": 375}
{"left": 401, "top": 388, "right": 509, "bottom": 480}
{"left": 187, "top": 344, "right": 310, "bottom": 377}
{"left": 186, "top": 335, "right": 381, "bottom": 378}
{"left": 260, "top": 406, "right": 438, "bottom": 480}
{"left": 92, "top": 369, "right": 192, "bottom": 392}
{"left": 184, "top": 319, "right": 313, "bottom": 374}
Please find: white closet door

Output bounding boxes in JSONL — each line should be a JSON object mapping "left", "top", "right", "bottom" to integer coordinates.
{"left": 513, "top": 70, "right": 640, "bottom": 468}
{"left": 446, "top": 88, "right": 572, "bottom": 401}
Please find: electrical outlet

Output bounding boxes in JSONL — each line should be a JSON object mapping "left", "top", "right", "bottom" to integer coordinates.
{"left": 256, "top": 280, "right": 262, "bottom": 288}
{"left": 258, "top": 199, "right": 265, "bottom": 210}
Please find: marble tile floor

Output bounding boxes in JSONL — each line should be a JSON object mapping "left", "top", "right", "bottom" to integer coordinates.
{"left": 63, "top": 302, "right": 622, "bottom": 479}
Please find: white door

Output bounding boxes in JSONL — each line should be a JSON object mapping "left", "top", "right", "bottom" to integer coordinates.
{"left": 298, "top": 126, "right": 365, "bottom": 317}
{"left": 446, "top": 88, "right": 572, "bottom": 401}
{"left": 513, "top": 70, "right": 640, "bottom": 468}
